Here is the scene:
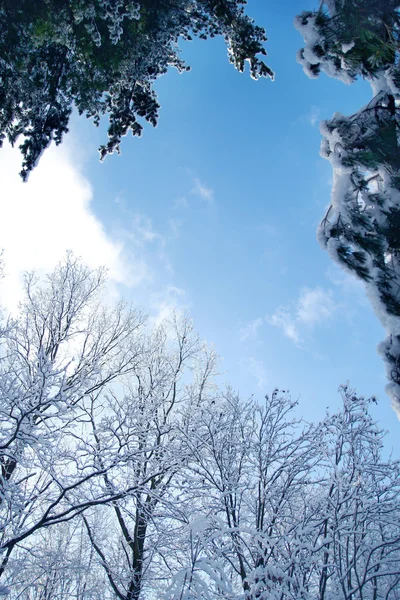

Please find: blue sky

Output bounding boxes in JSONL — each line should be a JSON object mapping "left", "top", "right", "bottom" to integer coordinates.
{"left": 0, "top": 0, "right": 398, "bottom": 453}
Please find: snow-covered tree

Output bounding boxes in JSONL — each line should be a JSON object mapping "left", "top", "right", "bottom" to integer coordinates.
{"left": 168, "top": 387, "right": 400, "bottom": 600}
{"left": 0, "top": 255, "right": 219, "bottom": 598}
{"left": 0, "top": 0, "right": 273, "bottom": 180}
{"left": 296, "top": 1, "right": 400, "bottom": 415}
{"left": 0, "top": 254, "right": 146, "bottom": 583}
{"left": 4, "top": 520, "right": 107, "bottom": 599}
{"left": 304, "top": 385, "right": 400, "bottom": 600}
{"left": 0, "top": 257, "right": 398, "bottom": 600}
{"left": 81, "top": 317, "right": 218, "bottom": 600}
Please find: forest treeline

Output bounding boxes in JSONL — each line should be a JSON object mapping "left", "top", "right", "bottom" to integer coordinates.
{"left": 0, "top": 255, "right": 399, "bottom": 599}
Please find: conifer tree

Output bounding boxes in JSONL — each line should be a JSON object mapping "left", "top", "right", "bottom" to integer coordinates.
{"left": 0, "top": 0, "right": 272, "bottom": 181}
{"left": 296, "top": 1, "right": 400, "bottom": 415}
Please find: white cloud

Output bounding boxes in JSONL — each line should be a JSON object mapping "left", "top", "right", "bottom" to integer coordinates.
{"left": 268, "top": 308, "right": 300, "bottom": 345}
{"left": 268, "top": 287, "right": 338, "bottom": 346}
{"left": 168, "top": 218, "right": 182, "bottom": 239}
{"left": 131, "top": 214, "right": 163, "bottom": 245}
{"left": 296, "top": 287, "right": 337, "bottom": 325}
{"left": 241, "top": 356, "right": 268, "bottom": 390}
{"left": 109, "top": 196, "right": 175, "bottom": 279}
{"left": 240, "top": 317, "right": 264, "bottom": 342}
{"left": 0, "top": 139, "right": 190, "bottom": 349}
{"left": 149, "top": 285, "right": 188, "bottom": 328}
{"left": 307, "top": 105, "right": 321, "bottom": 127}
{"left": 192, "top": 177, "right": 214, "bottom": 204}
{"left": 173, "top": 196, "right": 188, "bottom": 210}
{"left": 0, "top": 140, "right": 132, "bottom": 310}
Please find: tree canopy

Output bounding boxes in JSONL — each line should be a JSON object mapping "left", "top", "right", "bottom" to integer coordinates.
{"left": 2, "top": 1, "right": 400, "bottom": 412}
{"left": 296, "top": 0, "right": 400, "bottom": 83}
{"left": 0, "top": 256, "right": 399, "bottom": 598}
{"left": 0, "top": 0, "right": 273, "bottom": 181}
{"left": 296, "top": 0, "right": 400, "bottom": 414}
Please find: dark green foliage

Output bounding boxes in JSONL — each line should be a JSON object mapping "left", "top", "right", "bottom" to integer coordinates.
{"left": 336, "top": 243, "right": 372, "bottom": 281}
{"left": 296, "top": 1, "right": 400, "bottom": 407}
{"left": 381, "top": 208, "right": 400, "bottom": 250}
{"left": 318, "top": 93, "right": 400, "bottom": 320}
{"left": 297, "top": 0, "right": 400, "bottom": 82}
{"left": 0, "top": 0, "right": 272, "bottom": 180}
